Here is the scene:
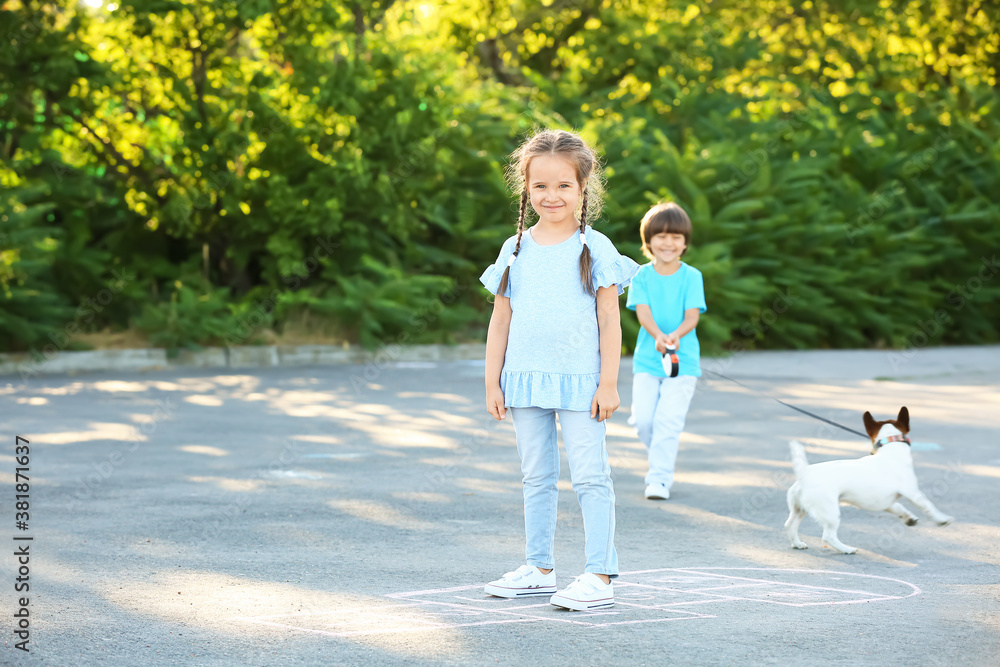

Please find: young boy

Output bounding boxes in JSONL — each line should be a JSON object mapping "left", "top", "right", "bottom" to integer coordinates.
{"left": 626, "top": 203, "right": 706, "bottom": 500}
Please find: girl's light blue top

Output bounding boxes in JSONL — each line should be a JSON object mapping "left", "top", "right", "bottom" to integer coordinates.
{"left": 480, "top": 225, "right": 640, "bottom": 411}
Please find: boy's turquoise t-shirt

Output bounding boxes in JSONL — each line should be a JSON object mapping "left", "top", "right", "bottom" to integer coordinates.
{"left": 626, "top": 262, "right": 707, "bottom": 377}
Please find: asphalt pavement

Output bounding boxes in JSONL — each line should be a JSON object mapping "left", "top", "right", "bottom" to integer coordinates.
{"left": 1, "top": 345, "right": 998, "bottom": 665}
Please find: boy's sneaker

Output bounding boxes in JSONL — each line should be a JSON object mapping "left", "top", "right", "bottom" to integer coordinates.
{"left": 645, "top": 483, "right": 670, "bottom": 500}
{"left": 550, "top": 573, "right": 614, "bottom": 611}
{"left": 484, "top": 565, "right": 557, "bottom": 598}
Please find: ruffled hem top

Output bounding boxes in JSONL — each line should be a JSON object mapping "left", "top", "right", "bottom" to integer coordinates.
{"left": 480, "top": 225, "right": 640, "bottom": 412}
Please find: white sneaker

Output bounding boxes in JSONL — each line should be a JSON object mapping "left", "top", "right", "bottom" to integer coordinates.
{"left": 645, "top": 483, "right": 670, "bottom": 500}
{"left": 550, "top": 573, "right": 614, "bottom": 611}
{"left": 484, "top": 565, "right": 557, "bottom": 598}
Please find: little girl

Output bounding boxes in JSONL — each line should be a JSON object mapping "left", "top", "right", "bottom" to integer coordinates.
{"left": 480, "top": 129, "right": 639, "bottom": 611}
{"left": 626, "top": 203, "right": 707, "bottom": 500}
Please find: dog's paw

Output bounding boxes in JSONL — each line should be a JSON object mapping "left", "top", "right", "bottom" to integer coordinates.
{"left": 791, "top": 541, "right": 808, "bottom": 550}
{"left": 825, "top": 542, "right": 858, "bottom": 554}
{"left": 906, "top": 517, "right": 919, "bottom": 526}
{"left": 937, "top": 516, "right": 954, "bottom": 526}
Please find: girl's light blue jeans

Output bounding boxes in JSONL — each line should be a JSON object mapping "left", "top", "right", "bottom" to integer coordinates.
{"left": 510, "top": 406, "right": 618, "bottom": 578}
{"left": 631, "top": 373, "right": 698, "bottom": 488}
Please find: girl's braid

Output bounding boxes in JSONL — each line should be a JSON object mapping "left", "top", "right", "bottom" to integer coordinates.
{"left": 498, "top": 188, "right": 529, "bottom": 297}
{"left": 578, "top": 190, "right": 595, "bottom": 296}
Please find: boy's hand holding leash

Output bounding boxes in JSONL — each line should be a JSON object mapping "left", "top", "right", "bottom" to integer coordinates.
{"left": 486, "top": 385, "right": 507, "bottom": 421}
{"left": 654, "top": 331, "right": 678, "bottom": 353}
{"left": 592, "top": 383, "right": 620, "bottom": 422}
{"left": 654, "top": 331, "right": 681, "bottom": 377}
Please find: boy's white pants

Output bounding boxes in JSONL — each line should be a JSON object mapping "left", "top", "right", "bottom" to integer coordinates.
{"left": 631, "top": 373, "right": 698, "bottom": 489}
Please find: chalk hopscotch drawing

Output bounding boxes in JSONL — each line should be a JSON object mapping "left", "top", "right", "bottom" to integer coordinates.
{"left": 233, "top": 567, "right": 921, "bottom": 639}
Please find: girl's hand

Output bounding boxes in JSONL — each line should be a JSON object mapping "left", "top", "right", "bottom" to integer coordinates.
{"left": 486, "top": 385, "right": 507, "bottom": 421}
{"left": 664, "top": 331, "right": 680, "bottom": 349}
{"left": 591, "top": 383, "right": 620, "bottom": 422}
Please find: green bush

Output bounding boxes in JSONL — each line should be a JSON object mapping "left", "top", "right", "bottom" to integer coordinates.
{"left": 2, "top": 0, "right": 997, "bottom": 354}
{"left": 0, "top": 186, "right": 76, "bottom": 351}
{"left": 133, "top": 282, "right": 236, "bottom": 353}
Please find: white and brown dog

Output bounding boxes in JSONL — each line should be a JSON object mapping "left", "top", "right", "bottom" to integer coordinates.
{"left": 784, "top": 407, "right": 953, "bottom": 554}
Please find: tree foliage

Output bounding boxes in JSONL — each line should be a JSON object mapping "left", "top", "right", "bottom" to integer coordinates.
{"left": 1, "top": 0, "right": 998, "bottom": 353}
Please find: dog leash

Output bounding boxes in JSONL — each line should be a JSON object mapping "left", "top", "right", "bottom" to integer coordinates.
{"left": 700, "top": 366, "right": 870, "bottom": 440}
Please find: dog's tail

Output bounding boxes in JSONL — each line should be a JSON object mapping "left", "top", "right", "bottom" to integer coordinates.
{"left": 789, "top": 440, "right": 810, "bottom": 480}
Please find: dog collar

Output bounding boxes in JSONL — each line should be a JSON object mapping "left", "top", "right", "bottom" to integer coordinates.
{"left": 872, "top": 434, "right": 911, "bottom": 452}
{"left": 661, "top": 345, "right": 679, "bottom": 378}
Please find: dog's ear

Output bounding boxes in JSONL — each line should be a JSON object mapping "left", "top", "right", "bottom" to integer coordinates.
{"left": 863, "top": 411, "right": 879, "bottom": 439}
{"left": 896, "top": 406, "right": 910, "bottom": 433}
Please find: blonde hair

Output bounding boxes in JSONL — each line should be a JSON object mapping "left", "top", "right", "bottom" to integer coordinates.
{"left": 498, "top": 129, "right": 605, "bottom": 297}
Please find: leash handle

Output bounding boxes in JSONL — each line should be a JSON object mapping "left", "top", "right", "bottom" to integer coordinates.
{"left": 661, "top": 344, "right": 679, "bottom": 378}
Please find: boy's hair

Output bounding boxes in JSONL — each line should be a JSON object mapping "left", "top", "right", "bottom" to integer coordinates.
{"left": 640, "top": 203, "right": 692, "bottom": 261}
{"left": 498, "top": 129, "right": 605, "bottom": 297}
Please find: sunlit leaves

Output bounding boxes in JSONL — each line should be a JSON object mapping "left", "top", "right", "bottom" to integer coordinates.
{"left": 1, "top": 0, "right": 998, "bottom": 352}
